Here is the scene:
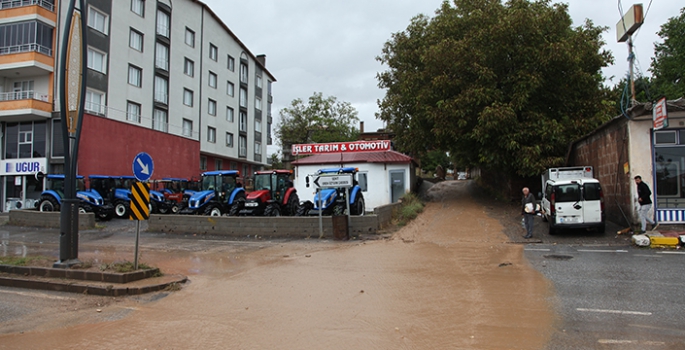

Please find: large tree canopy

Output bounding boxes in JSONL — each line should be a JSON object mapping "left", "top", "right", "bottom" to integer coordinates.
{"left": 650, "top": 7, "right": 685, "bottom": 100}
{"left": 376, "top": 0, "right": 614, "bottom": 177}
{"left": 276, "top": 92, "right": 359, "bottom": 146}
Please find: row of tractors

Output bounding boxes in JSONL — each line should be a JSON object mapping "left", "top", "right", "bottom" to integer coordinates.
{"left": 35, "top": 167, "right": 366, "bottom": 221}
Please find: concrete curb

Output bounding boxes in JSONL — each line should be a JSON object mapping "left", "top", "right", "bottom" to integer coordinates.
{"left": 0, "top": 275, "right": 187, "bottom": 296}
{"left": 0, "top": 265, "right": 161, "bottom": 284}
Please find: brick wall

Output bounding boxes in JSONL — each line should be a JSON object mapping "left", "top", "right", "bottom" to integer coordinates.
{"left": 569, "top": 119, "right": 633, "bottom": 226}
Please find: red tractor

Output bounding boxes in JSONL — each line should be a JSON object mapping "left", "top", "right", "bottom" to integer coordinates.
{"left": 239, "top": 170, "right": 299, "bottom": 216}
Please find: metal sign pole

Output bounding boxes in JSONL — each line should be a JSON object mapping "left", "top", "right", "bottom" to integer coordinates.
{"left": 346, "top": 187, "right": 351, "bottom": 231}
{"left": 134, "top": 220, "right": 141, "bottom": 270}
{"left": 318, "top": 188, "right": 323, "bottom": 239}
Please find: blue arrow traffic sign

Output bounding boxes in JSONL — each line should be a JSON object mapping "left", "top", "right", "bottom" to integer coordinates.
{"left": 132, "top": 152, "right": 154, "bottom": 182}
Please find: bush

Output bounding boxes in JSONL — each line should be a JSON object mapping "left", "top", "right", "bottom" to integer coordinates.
{"left": 395, "top": 192, "right": 425, "bottom": 226}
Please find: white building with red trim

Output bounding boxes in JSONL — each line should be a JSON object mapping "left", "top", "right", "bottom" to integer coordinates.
{"left": 291, "top": 141, "right": 417, "bottom": 211}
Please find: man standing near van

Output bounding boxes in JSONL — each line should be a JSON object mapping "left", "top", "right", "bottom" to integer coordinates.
{"left": 521, "top": 187, "right": 536, "bottom": 238}
{"left": 635, "top": 175, "right": 657, "bottom": 233}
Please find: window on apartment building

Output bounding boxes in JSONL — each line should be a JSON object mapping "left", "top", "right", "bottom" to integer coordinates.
{"left": 267, "top": 80, "right": 272, "bottom": 96}
{"left": 182, "top": 119, "right": 193, "bottom": 137}
{"left": 227, "top": 55, "right": 235, "bottom": 71}
{"left": 155, "top": 42, "right": 169, "bottom": 71}
{"left": 129, "top": 29, "right": 143, "bottom": 51}
{"left": 254, "top": 141, "right": 262, "bottom": 155}
{"left": 208, "top": 99, "right": 217, "bottom": 116}
{"left": 226, "top": 107, "right": 234, "bottom": 122}
{"left": 239, "top": 88, "right": 247, "bottom": 108}
{"left": 200, "top": 156, "right": 207, "bottom": 171}
{"left": 127, "top": 101, "right": 141, "bottom": 123}
{"left": 4, "top": 121, "right": 46, "bottom": 159}
{"left": 85, "top": 90, "right": 105, "bottom": 115}
{"left": 207, "top": 127, "right": 216, "bottom": 143}
{"left": 51, "top": 119, "right": 64, "bottom": 157}
{"left": 128, "top": 65, "right": 142, "bottom": 87}
{"left": 255, "top": 96, "right": 262, "bottom": 111}
{"left": 231, "top": 162, "right": 238, "bottom": 170}
{"left": 256, "top": 74, "right": 262, "bottom": 89}
{"left": 87, "top": 47, "right": 107, "bottom": 74}
{"left": 156, "top": 9, "right": 170, "bottom": 38}
{"left": 208, "top": 71, "right": 217, "bottom": 88}
{"left": 183, "top": 88, "right": 193, "bottom": 106}
{"left": 0, "top": 21, "right": 54, "bottom": 56}
{"left": 88, "top": 6, "right": 108, "bottom": 34}
{"left": 209, "top": 44, "right": 218, "bottom": 61}
{"left": 131, "top": 0, "right": 145, "bottom": 17}
{"left": 152, "top": 108, "right": 168, "bottom": 132}
{"left": 227, "top": 81, "right": 234, "bottom": 96}
{"left": 226, "top": 132, "right": 234, "bottom": 147}
{"left": 215, "top": 159, "right": 223, "bottom": 170}
{"left": 239, "top": 136, "right": 247, "bottom": 157}
{"left": 11, "top": 81, "right": 33, "bottom": 99}
{"left": 153, "top": 75, "right": 168, "bottom": 104}
{"left": 255, "top": 119, "right": 261, "bottom": 132}
{"left": 184, "top": 58, "right": 194, "bottom": 77}
{"left": 239, "top": 112, "right": 247, "bottom": 132}
{"left": 185, "top": 27, "right": 195, "bottom": 47}
{"left": 240, "top": 63, "right": 248, "bottom": 83}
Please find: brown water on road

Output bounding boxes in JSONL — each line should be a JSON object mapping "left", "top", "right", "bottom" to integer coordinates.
{"left": 0, "top": 181, "right": 556, "bottom": 349}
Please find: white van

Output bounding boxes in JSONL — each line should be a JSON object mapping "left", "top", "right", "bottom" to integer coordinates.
{"left": 540, "top": 167, "right": 605, "bottom": 234}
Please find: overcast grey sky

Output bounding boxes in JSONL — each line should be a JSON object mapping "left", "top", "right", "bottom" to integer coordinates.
{"left": 202, "top": 0, "right": 682, "bottom": 154}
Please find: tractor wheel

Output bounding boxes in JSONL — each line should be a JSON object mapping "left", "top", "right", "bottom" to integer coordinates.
{"left": 149, "top": 202, "right": 156, "bottom": 215}
{"left": 97, "top": 210, "right": 113, "bottom": 221}
{"left": 264, "top": 204, "right": 281, "bottom": 217}
{"left": 158, "top": 204, "right": 169, "bottom": 214}
{"left": 333, "top": 203, "right": 345, "bottom": 216}
{"left": 285, "top": 193, "right": 299, "bottom": 216}
{"left": 205, "top": 205, "right": 222, "bottom": 217}
{"left": 229, "top": 196, "right": 245, "bottom": 216}
{"left": 170, "top": 204, "right": 180, "bottom": 214}
{"left": 296, "top": 201, "right": 312, "bottom": 216}
{"left": 114, "top": 201, "right": 128, "bottom": 218}
{"left": 352, "top": 194, "right": 365, "bottom": 216}
{"left": 38, "top": 197, "right": 59, "bottom": 212}
{"left": 78, "top": 206, "right": 87, "bottom": 214}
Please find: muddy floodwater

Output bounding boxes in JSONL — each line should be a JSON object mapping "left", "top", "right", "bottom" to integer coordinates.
{"left": 0, "top": 181, "right": 556, "bottom": 349}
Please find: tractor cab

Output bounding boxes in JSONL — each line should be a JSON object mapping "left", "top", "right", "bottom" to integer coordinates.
{"left": 89, "top": 175, "right": 133, "bottom": 218}
{"left": 181, "top": 171, "right": 246, "bottom": 216}
{"left": 37, "top": 174, "right": 113, "bottom": 220}
{"left": 240, "top": 170, "right": 298, "bottom": 216}
{"left": 302, "top": 167, "right": 365, "bottom": 216}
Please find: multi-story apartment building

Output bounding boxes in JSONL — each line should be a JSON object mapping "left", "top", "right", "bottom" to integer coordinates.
{"left": 0, "top": 0, "right": 275, "bottom": 211}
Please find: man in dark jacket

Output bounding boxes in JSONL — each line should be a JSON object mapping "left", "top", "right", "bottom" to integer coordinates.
{"left": 635, "top": 175, "right": 656, "bottom": 233}
{"left": 521, "top": 187, "right": 536, "bottom": 238}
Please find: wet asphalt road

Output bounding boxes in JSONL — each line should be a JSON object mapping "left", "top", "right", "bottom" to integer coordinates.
{"left": 524, "top": 244, "right": 685, "bottom": 349}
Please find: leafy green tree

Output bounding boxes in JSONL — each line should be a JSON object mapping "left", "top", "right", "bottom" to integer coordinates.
{"left": 650, "top": 7, "right": 685, "bottom": 100}
{"left": 420, "top": 150, "right": 451, "bottom": 174}
{"left": 276, "top": 92, "right": 360, "bottom": 146}
{"left": 267, "top": 152, "right": 284, "bottom": 169}
{"left": 376, "top": 0, "right": 615, "bottom": 177}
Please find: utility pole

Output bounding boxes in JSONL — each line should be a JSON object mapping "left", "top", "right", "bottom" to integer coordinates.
{"left": 616, "top": 4, "right": 644, "bottom": 108}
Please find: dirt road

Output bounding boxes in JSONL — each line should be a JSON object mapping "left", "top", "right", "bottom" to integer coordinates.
{"left": 0, "top": 181, "right": 556, "bottom": 349}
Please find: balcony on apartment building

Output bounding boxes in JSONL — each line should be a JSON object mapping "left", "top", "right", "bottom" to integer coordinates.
{"left": 0, "top": 90, "right": 51, "bottom": 121}
{"left": 0, "top": 1, "right": 56, "bottom": 77}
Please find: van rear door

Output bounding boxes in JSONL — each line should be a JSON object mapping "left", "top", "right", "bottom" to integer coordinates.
{"left": 582, "top": 181, "right": 603, "bottom": 223}
{"left": 553, "top": 183, "right": 583, "bottom": 225}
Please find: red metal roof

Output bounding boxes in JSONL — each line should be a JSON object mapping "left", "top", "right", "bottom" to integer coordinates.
{"left": 292, "top": 151, "right": 414, "bottom": 165}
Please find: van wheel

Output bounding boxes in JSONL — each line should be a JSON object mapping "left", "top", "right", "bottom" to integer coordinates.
{"left": 548, "top": 223, "right": 556, "bottom": 235}
{"left": 597, "top": 223, "right": 605, "bottom": 234}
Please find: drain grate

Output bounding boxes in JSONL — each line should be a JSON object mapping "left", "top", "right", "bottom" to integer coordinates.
{"left": 543, "top": 254, "right": 574, "bottom": 260}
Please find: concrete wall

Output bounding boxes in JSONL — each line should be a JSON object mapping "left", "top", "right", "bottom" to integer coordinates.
{"left": 8, "top": 210, "right": 95, "bottom": 229}
{"left": 569, "top": 119, "right": 634, "bottom": 226}
{"left": 147, "top": 203, "right": 401, "bottom": 238}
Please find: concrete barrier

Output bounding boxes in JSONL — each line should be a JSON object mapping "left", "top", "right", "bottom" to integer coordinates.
{"left": 373, "top": 202, "right": 401, "bottom": 229}
{"left": 8, "top": 210, "right": 96, "bottom": 230}
{"left": 147, "top": 209, "right": 398, "bottom": 239}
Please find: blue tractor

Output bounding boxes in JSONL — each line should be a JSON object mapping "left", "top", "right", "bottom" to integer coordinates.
{"left": 300, "top": 167, "right": 365, "bottom": 216}
{"left": 89, "top": 175, "right": 135, "bottom": 219}
{"left": 37, "top": 174, "right": 114, "bottom": 221}
{"left": 180, "top": 170, "right": 246, "bottom": 216}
